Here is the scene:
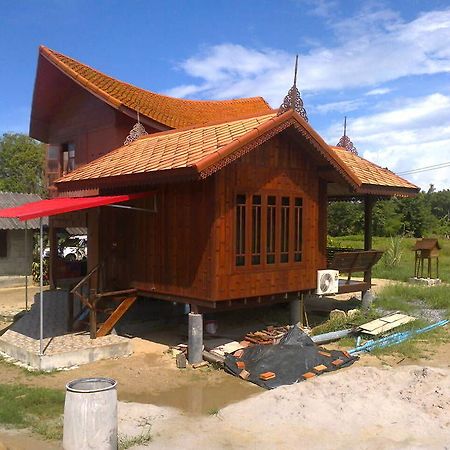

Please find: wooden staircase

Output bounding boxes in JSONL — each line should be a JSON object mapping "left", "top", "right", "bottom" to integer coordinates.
{"left": 70, "top": 264, "right": 137, "bottom": 339}
{"left": 96, "top": 292, "right": 137, "bottom": 337}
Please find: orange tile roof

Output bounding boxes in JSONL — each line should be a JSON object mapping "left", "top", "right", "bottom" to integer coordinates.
{"left": 55, "top": 110, "right": 419, "bottom": 197}
{"left": 329, "top": 146, "right": 419, "bottom": 191}
{"left": 39, "top": 46, "right": 272, "bottom": 129}
{"left": 57, "top": 113, "right": 277, "bottom": 182}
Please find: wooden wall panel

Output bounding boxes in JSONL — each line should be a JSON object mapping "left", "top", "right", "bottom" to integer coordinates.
{"left": 99, "top": 178, "right": 215, "bottom": 300}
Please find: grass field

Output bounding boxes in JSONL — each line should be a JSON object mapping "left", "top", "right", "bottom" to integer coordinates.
{"left": 330, "top": 235, "right": 450, "bottom": 282}
{"left": 0, "top": 384, "right": 64, "bottom": 439}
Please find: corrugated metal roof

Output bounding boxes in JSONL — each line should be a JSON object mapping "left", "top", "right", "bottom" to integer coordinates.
{"left": 0, "top": 192, "right": 48, "bottom": 229}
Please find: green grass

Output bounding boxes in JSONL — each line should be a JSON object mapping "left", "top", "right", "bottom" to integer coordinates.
{"left": 0, "top": 383, "right": 65, "bottom": 439}
{"left": 119, "top": 427, "right": 152, "bottom": 450}
{"left": 311, "top": 281, "right": 450, "bottom": 358}
{"left": 376, "top": 284, "right": 450, "bottom": 315}
{"left": 331, "top": 235, "right": 450, "bottom": 282}
{"left": 311, "top": 309, "right": 379, "bottom": 335}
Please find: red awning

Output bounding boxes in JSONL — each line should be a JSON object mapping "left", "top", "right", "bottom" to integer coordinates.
{"left": 0, "top": 192, "right": 153, "bottom": 221}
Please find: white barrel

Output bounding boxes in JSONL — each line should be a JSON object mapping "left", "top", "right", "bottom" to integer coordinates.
{"left": 63, "top": 377, "right": 118, "bottom": 450}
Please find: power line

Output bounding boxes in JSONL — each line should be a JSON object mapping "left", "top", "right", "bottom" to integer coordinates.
{"left": 397, "top": 161, "right": 450, "bottom": 175}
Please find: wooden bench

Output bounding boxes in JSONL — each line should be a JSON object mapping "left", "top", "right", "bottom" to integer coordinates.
{"left": 327, "top": 248, "right": 384, "bottom": 294}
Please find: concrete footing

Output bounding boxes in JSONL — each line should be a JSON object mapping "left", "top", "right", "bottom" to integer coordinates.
{"left": 408, "top": 277, "right": 442, "bottom": 286}
{"left": 0, "top": 289, "right": 132, "bottom": 370}
{"left": 188, "top": 312, "right": 203, "bottom": 365}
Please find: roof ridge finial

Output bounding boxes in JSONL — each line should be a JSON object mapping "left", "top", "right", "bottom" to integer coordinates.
{"left": 336, "top": 116, "right": 358, "bottom": 155}
{"left": 277, "top": 54, "right": 308, "bottom": 122}
{"left": 293, "top": 54, "right": 298, "bottom": 87}
{"left": 124, "top": 105, "right": 148, "bottom": 145}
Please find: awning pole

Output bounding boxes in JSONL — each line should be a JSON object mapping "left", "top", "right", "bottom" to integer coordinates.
{"left": 25, "top": 221, "right": 28, "bottom": 311}
{"left": 39, "top": 217, "right": 43, "bottom": 356}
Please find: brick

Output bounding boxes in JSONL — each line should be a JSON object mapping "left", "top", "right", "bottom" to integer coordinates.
{"left": 302, "top": 372, "right": 316, "bottom": 379}
{"left": 234, "top": 349, "right": 244, "bottom": 358}
{"left": 239, "top": 369, "right": 250, "bottom": 380}
{"left": 342, "top": 351, "right": 351, "bottom": 358}
{"left": 313, "top": 364, "right": 327, "bottom": 372}
{"left": 236, "top": 361, "right": 246, "bottom": 369}
{"left": 176, "top": 353, "right": 186, "bottom": 369}
{"left": 259, "top": 372, "right": 276, "bottom": 380}
{"left": 318, "top": 350, "right": 331, "bottom": 357}
{"left": 331, "top": 359, "right": 344, "bottom": 366}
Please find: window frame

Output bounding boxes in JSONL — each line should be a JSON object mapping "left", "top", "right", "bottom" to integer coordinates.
{"left": 234, "top": 192, "right": 304, "bottom": 270}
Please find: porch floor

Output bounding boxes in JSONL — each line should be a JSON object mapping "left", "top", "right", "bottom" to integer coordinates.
{"left": 0, "top": 290, "right": 132, "bottom": 370}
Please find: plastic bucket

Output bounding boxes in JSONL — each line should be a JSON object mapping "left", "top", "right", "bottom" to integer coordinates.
{"left": 63, "top": 377, "right": 118, "bottom": 450}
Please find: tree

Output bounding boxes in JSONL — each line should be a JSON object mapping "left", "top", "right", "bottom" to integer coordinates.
{"left": 372, "top": 199, "right": 402, "bottom": 236}
{"left": 395, "top": 194, "right": 437, "bottom": 238}
{"left": 328, "top": 201, "right": 363, "bottom": 236}
{"left": 0, "top": 133, "right": 46, "bottom": 196}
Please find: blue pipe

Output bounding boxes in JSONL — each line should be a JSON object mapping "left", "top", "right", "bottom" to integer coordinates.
{"left": 348, "top": 319, "right": 449, "bottom": 355}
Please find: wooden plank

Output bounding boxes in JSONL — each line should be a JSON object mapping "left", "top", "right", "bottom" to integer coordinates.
{"left": 359, "top": 314, "right": 416, "bottom": 335}
{"left": 96, "top": 296, "right": 137, "bottom": 337}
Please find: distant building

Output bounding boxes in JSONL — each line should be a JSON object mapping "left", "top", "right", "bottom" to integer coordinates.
{"left": 0, "top": 192, "right": 47, "bottom": 276}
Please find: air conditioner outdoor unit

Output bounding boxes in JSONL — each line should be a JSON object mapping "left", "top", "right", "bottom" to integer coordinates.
{"left": 316, "top": 269, "right": 339, "bottom": 295}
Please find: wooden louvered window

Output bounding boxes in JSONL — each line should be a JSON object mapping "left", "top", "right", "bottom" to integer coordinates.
{"left": 294, "top": 198, "right": 303, "bottom": 262}
{"left": 280, "top": 197, "right": 290, "bottom": 263}
{"left": 0, "top": 230, "right": 7, "bottom": 257}
{"left": 235, "top": 195, "right": 246, "bottom": 266}
{"left": 61, "top": 143, "right": 76, "bottom": 175}
{"left": 251, "top": 195, "right": 261, "bottom": 265}
{"left": 235, "top": 194, "right": 303, "bottom": 267}
{"left": 266, "top": 196, "right": 276, "bottom": 264}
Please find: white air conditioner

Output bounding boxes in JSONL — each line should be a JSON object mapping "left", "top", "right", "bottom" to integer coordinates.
{"left": 316, "top": 269, "right": 339, "bottom": 295}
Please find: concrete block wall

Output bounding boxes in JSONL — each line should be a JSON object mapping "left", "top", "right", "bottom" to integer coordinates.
{"left": 0, "top": 230, "right": 34, "bottom": 276}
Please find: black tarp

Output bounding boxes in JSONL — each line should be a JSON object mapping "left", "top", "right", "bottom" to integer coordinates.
{"left": 224, "top": 327, "right": 358, "bottom": 389}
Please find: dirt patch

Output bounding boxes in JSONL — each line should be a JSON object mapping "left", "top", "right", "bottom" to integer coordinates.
{"left": 0, "top": 428, "right": 60, "bottom": 450}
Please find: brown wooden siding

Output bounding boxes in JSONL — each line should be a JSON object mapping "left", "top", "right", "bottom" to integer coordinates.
{"left": 99, "top": 178, "right": 215, "bottom": 301}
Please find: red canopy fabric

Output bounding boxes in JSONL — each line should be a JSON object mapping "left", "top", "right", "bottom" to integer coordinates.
{"left": 0, "top": 192, "right": 153, "bottom": 221}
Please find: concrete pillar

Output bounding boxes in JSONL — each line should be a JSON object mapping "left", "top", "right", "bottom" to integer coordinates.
{"left": 362, "top": 289, "right": 375, "bottom": 311}
{"left": 188, "top": 312, "right": 203, "bottom": 365}
{"left": 290, "top": 297, "right": 303, "bottom": 326}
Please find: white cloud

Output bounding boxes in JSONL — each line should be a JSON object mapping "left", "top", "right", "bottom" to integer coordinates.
{"left": 314, "top": 99, "right": 364, "bottom": 114}
{"left": 365, "top": 87, "right": 392, "bottom": 96}
{"left": 165, "top": 7, "right": 450, "bottom": 104}
{"left": 324, "top": 93, "right": 450, "bottom": 190}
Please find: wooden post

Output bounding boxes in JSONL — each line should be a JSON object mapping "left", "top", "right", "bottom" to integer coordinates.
{"left": 363, "top": 196, "right": 375, "bottom": 295}
{"left": 89, "top": 299, "right": 97, "bottom": 339}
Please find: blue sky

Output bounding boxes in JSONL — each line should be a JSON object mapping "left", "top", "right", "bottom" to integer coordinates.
{"left": 1, "top": 0, "right": 449, "bottom": 190}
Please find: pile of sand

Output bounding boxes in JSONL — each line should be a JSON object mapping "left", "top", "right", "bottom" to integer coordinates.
{"left": 118, "top": 365, "right": 450, "bottom": 449}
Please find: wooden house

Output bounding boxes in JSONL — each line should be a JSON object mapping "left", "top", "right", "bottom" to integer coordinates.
{"left": 26, "top": 46, "right": 419, "bottom": 340}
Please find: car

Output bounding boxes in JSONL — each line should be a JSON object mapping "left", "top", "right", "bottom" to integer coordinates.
{"left": 43, "top": 235, "right": 87, "bottom": 261}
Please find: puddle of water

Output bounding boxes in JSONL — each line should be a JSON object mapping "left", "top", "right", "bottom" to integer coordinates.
{"left": 121, "top": 376, "right": 262, "bottom": 415}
